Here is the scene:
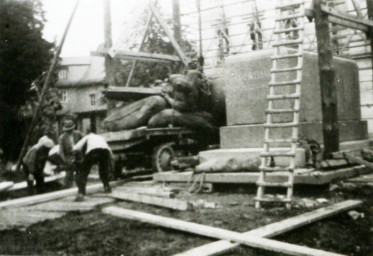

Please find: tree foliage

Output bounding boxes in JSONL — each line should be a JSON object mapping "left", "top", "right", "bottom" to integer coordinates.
{"left": 0, "top": 0, "right": 56, "bottom": 161}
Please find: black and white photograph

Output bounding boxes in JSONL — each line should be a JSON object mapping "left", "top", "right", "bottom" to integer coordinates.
{"left": 0, "top": 0, "right": 372, "bottom": 255}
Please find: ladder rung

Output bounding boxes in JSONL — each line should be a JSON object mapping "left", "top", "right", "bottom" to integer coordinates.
{"left": 267, "top": 93, "right": 300, "bottom": 100}
{"left": 254, "top": 196, "right": 292, "bottom": 203}
{"left": 264, "top": 122, "right": 299, "bottom": 128}
{"left": 260, "top": 166, "right": 294, "bottom": 172}
{"left": 261, "top": 151, "right": 296, "bottom": 157}
{"left": 274, "top": 27, "right": 303, "bottom": 34}
{"left": 276, "top": 13, "right": 304, "bottom": 22}
{"left": 256, "top": 181, "right": 293, "bottom": 187}
{"left": 271, "top": 53, "right": 302, "bottom": 60}
{"left": 271, "top": 66, "right": 302, "bottom": 73}
{"left": 266, "top": 108, "right": 299, "bottom": 114}
{"left": 275, "top": 1, "right": 304, "bottom": 10}
{"left": 268, "top": 80, "right": 301, "bottom": 86}
{"left": 272, "top": 39, "right": 303, "bottom": 47}
{"left": 264, "top": 138, "right": 297, "bottom": 143}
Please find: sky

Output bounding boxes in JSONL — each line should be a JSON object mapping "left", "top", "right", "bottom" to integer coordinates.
{"left": 41, "top": 0, "right": 149, "bottom": 57}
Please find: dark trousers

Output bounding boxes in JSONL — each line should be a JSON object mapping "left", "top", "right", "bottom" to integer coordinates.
{"left": 64, "top": 159, "right": 76, "bottom": 188}
{"left": 23, "top": 164, "right": 44, "bottom": 194}
{"left": 76, "top": 149, "right": 111, "bottom": 195}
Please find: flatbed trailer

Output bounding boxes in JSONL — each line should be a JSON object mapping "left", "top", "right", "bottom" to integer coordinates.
{"left": 101, "top": 126, "right": 207, "bottom": 174}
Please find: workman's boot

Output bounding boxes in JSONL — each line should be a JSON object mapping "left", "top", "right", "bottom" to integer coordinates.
{"left": 74, "top": 193, "right": 84, "bottom": 202}
{"left": 104, "top": 184, "right": 112, "bottom": 193}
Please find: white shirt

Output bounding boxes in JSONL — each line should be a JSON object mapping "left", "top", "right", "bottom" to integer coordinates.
{"left": 48, "top": 145, "right": 60, "bottom": 157}
{"left": 73, "top": 133, "right": 111, "bottom": 155}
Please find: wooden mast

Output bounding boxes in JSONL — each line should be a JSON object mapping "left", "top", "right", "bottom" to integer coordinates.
{"left": 313, "top": 0, "right": 339, "bottom": 158}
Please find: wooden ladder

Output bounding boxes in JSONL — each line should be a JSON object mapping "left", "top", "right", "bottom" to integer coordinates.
{"left": 255, "top": 0, "right": 305, "bottom": 209}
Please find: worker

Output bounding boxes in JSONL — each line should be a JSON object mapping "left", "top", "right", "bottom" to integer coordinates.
{"left": 22, "top": 135, "right": 55, "bottom": 194}
{"left": 59, "top": 118, "right": 84, "bottom": 188}
{"left": 73, "top": 132, "right": 112, "bottom": 201}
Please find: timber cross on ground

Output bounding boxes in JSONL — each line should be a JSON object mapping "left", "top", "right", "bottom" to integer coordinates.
{"left": 0, "top": 173, "right": 371, "bottom": 256}
{"left": 3, "top": 0, "right": 373, "bottom": 254}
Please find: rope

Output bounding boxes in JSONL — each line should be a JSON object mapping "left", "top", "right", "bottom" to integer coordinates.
{"left": 187, "top": 172, "right": 206, "bottom": 194}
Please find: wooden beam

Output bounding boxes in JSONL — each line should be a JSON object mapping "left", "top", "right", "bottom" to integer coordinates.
{"left": 366, "top": 0, "right": 373, "bottom": 86}
{"left": 103, "top": 0, "right": 113, "bottom": 79}
{"left": 0, "top": 180, "right": 125, "bottom": 210}
{"left": 115, "top": 50, "right": 181, "bottom": 63}
{"left": 153, "top": 165, "right": 370, "bottom": 185}
{"left": 103, "top": 207, "right": 345, "bottom": 256}
{"left": 110, "top": 191, "right": 190, "bottom": 210}
{"left": 91, "top": 49, "right": 180, "bottom": 63}
{"left": 305, "top": 8, "right": 371, "bottom": 32}
{"left": 338, "top": 153, "right": 373, "bottom": 170}
{"left": 148, "top": 2, "right": 189, "bottom": 66}
{"left": 314, "top": 0, "right": 340, "bottom": 158}
{"left": 125, "top": 10, "right": 153, "bottom": 87}
{"left": 16, "top": 0, "right": 80, "bottom": 172}
{"left": 8, "top": 172, "right": 66, "bottom": 192}
{"left": 172, "top": 0, "right": 182, "bottom": 44}
{"left": 175, "top": 200, "right": 362, "bottom": 256}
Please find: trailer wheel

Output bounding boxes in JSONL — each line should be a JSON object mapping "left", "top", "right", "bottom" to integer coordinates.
{"left": 152, "top": 142, "right": 175, "bottom": 172}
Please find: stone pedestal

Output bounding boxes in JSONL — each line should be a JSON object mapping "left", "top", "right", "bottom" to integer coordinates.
{"left": 221, "top": 49, "right": 367, "bottom": 148}
{"left": 198, "top": 49, "right": 368, "bottom": 168}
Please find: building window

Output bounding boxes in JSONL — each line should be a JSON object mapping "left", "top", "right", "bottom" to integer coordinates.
{"left": 58, "top": 69, "right": 68, "bottom": 79}
{"left": 90, "top": 94, "right": 96, "bottom": 106}
{"left": 60, "top": 90, "right": 68, "bottom": 102}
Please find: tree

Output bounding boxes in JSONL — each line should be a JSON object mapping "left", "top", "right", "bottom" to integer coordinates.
{"left": 0, "top": 0, "right": 55, "bottom": 162}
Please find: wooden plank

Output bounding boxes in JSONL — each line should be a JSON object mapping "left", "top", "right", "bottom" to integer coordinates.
{"left": 305, "top": 8, "right": 370, "bottom": 32}
{"left": 103, "top": 86, "right": 162, "bottom": 101}
{"left": 8, "top": 172, "right": 65, "bottom": 192}
{"left": 114, "top": 186, "right": 175, "bottom": 198}
{"left": 148, "top": 1, "right": 189, "bottom": 66}
{"left": 29, "top": 197, "right": 115, "bottom": 212}
{"left": 0, "top": 181, "right": 14, "bottom": 192}
{"left": 0, "top": 208, "right": 66, "bottom": 231}
{"left": 153, "top": 166, "right": 370, "bottom": 185}
{"left": 114, "top": 50, "right": 181, "bottom": 63}
{"left": 0, "top": 180, "right": 126, "bottom": 210}
{"left": 110, "top": 191, "right": 191, "bottom": 211}
{"left": 103, "top": 207, "right": 345, "bottom": 256}
{"left": 341, "top": 153, "right": 373, "bottom": 169}
{"left": 314, "top": 0, "right": 340, "bottom": 157}
{"left": 91, "top": 49, "right": 180, "bottom": 63}
{"left": 100, "top": 128, "right": 146, "bottom": 142}
{"left": 175, "top": 200, "right": 362, "bottom": 256}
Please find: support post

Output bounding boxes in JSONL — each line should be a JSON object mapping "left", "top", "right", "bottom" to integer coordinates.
{"left": 125, "top": 12, "right": 153, "bottom": 87}
{"left": 313, "top": 0, "right": 339, "bottom": 158}
{"left": 367, "top": 0, "right": 373, "bottom": 84}
{"left": 148, "top": 1, "right": 189, "bottom": 66}
{"left": 103, "top": 0, "right": 113, "bottom": 83}
{"left": 16, "top": 0, "right": 80, "bottom": 171}
{"left": 172, "top": 0, "right": 182, "bottom": 44}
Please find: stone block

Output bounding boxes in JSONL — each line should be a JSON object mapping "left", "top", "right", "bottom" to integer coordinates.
{"left": 199, "top": 148, "right": 306, "bottom": 167}
{"left": 220, "top": 120, "right": 368, "bottom": 148}
{"left": 224, "top": 49, "right": 362, "bottom": 126}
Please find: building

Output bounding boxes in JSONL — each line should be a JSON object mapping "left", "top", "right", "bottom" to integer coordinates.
{"left": 177, "top": 0, "right": 373, "bottom": 136}
{"left": 55, "top": 56, "right": 108, "bottom": 134}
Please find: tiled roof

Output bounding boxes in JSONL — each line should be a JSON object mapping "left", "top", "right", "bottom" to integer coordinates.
{"left": 56, "top": 56, "right": 106, "bottom": 86}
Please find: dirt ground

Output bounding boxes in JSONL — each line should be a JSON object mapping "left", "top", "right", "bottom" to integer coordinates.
{"left": 0, "top": 180, "right": 372, "bottom": 256}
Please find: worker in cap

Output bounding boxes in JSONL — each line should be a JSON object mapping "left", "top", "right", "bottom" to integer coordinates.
{"left": 22, "top": 135, "right": 55, "bottom": 194}
{"left": 73, "top": 132, "right": 113, "bottom": 201}
{"left": 59, "top": 118, "right": 84, "bottom": 188}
